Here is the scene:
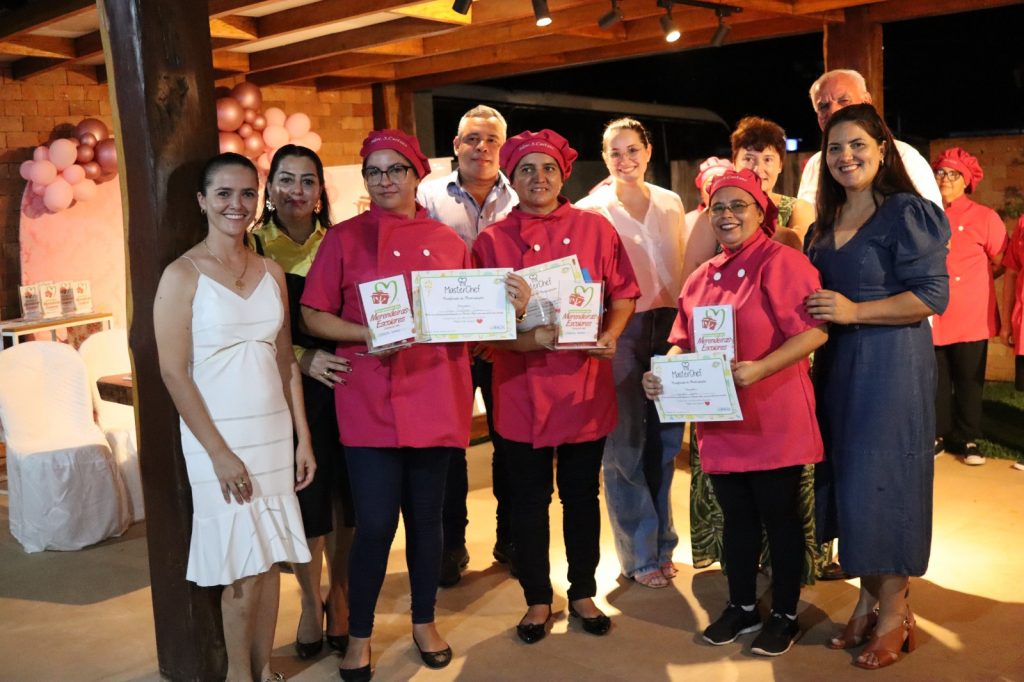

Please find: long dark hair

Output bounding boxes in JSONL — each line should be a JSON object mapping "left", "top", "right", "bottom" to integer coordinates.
{"left": 257, "top": 144, "right": 332, "bottom": 230}
{"left": 813, "top": 104, "right": 917, "bottom": 245}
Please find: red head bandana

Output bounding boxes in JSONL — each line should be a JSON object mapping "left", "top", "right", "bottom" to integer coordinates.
{"left": 708, "top": 168, "right": 779, "bottom": 236}
{"left": 360, "top": 129, "right": 431, "bottom": 179}
{"left": 694, "top": 156, "right": 733, "bottom": 190}
{"left": 932, "top": 147, "right": 984, "bottom": 193}
{"left": 500, "top": 129, "right": 579, "bottom": 180}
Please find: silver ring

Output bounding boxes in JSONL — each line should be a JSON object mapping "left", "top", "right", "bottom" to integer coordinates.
{"left": 323, "top": 369, "right": 332, "bottom": 378}
{"left": 237, "top": 479, "right": 247, "bottom": 488}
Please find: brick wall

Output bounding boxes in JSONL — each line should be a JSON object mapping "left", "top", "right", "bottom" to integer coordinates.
{"left": 0, "top": 66, "right": 373, "bottom": 321}
{"left": 929, "top": 135, "right": 1024, "bottom": 382}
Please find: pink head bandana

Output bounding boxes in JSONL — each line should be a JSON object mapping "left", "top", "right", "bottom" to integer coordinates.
{"left": 932, "top": 147, "right": 984, "bottom": 193}
{"left": 500, "top": 129, "right": 579, "bottom": 180}
{"left": 360, "top": 129, "right": 430, "bottom": 178}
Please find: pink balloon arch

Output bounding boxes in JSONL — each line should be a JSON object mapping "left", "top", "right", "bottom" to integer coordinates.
{"left": 217, "top": 81, "right": 322, "bottom": 172}
{"left": 20, "top": 117, "right": 117, "bottom": 217}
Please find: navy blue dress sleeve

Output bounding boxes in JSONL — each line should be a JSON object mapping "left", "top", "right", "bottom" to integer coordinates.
{"left": 889, "top": 194, "right": 951, "bottom": 315}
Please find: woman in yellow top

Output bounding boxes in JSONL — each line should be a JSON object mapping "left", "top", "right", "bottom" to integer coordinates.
{"left": 251, "top": 144, "right": 355, "bottom": 658}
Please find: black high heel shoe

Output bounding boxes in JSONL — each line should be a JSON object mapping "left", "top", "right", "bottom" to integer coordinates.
{"left": 338, "top": 644, "right": 372, "bottom": 682}
{"left": 295, "top": 601, "right": 325, "bottom": 659}
{"left": 569, "top": 604, "right": 611, "bottom": 636}
{"left": 413, "top": 633, "right": 453, "bottom": 669}
{"left": 516, "top": 606, "right": 553, "bottom": 644}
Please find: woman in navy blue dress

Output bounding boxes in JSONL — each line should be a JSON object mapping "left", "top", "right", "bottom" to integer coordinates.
{"left": 805, "top": 104, "right": 949, "bottom": 670}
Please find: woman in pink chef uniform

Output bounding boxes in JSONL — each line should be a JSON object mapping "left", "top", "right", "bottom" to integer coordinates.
{"left": 472, "top": 129, "right": 640, "bottom": 644}
{"left": 929, "top": 147, "right": 1007, "bottom": 465}
{"left": 301, "top": 129, "right": 529, "bottom": 680}
{"left": 644, "top": 169, "right": 828, "bottom": 656}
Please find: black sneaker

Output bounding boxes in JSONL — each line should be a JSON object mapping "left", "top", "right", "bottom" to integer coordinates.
{"left": 934, "top": 437, "right": 945, "bottom": 456}
{"left": 493, "top": 540, "right": 518, "bottom": 578}
{"left": 963, "top": 442, "right": 986, "bottom": 466}
{"left": 751, "top": 612, "right": 799, "bottom": 656}
{"left": 702, "top": 603, "right": 762, "bottom": 645}
{"left": 438, "top": 546, "right": 469, "bottom": 588}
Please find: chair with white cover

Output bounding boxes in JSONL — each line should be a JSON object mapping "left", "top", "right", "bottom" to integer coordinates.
{"left": 0, "top": 341, "right": 130, "bottom": 552}
{"left": 79, "top": 329, "right": 144, "bottom": 521}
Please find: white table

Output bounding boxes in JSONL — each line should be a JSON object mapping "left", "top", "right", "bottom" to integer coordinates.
{"left": 0, "top": 312, "right": 113, "bottom": 347}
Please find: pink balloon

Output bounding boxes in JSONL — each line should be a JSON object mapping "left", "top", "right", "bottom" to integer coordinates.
{"left": 76, "top": 143, "right": 95, "bottom": 164}
{"left": 95, "top": 138, "right": 118, "bottom": 174}
{"left": 96, "top": 172, "right": 117, "bottom": 185}
{"left": 48, "top": 138, "right": 78, "bottom": 171}
{"left": 19, "top": 160, "right": 34, "bottom": 180}
{"left": 43, "top": 178, "right": 74, "bottom": 212}
{"left": 237, "top": 123, "right": 254, "bottom": 139}
{"left": 256, "top": 153, "right": 271, "bottom": 174}
{"left": 264, "top": 107, "right": 286, "bottom": 127}
{"left": 262, "top": 124, "right": 289, "bottom": 149}
{"left": 216, "top": 97, "right": 245, "bottom": 132}
{"left": 74, "top": 118, "right": 109, "bottom": 142}
{"left": 83, "top": 161, "right": 102, "bottom": 180}
{"left": 244, "top": 108, "right": 257, "bottom": 124}
{"left": 285, "top": 112, "right": 311, "bottom": 139}
{"left": 33, "top": 146, "right": 49, "bottom": 162}
{"left": 231, "top": 82, "right": 263, "bottom": 111}
{"left": 295, "top": 131, "right": 322, "bottom": 153}
{"left": 244, "top": 132, "right": 265, "bottom": 159}
{"left": 31, "top": 181, "right": 46, "bottom": 196}
{"left": 29, "top": 159, "right": 57, "bottom": 185}
{"left": 252, "top": 115, "right": 267, "bottom": 132}
{"left": 72, "top": 178, "right": 97, "bottom": 202}
{"left": 62, "top": 164, "right": 86, "bottom": 185}
{"left": 79, "top": 132, "right": 97, "bottom": 148}
{"left": 218, "top": 131, "right": 246, "bottom": 155}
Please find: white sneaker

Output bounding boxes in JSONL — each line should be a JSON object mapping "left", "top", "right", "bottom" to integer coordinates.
{"left": 964, "top": 454, "right": 986, "bottom": 466}
{"left": 1012, "top": 462, "right": 1024, "bottom": 471}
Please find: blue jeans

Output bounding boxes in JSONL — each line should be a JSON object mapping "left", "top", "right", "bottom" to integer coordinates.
{"left": 345, "top": 446, "right": 453, "bottom": 638}
{"left": 602, "top": 308, "right": 682, "bottom": 577}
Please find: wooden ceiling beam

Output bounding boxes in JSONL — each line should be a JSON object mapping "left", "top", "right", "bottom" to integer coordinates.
{"left": 208, "top": 0, "right": 284, "bottom": 19}
{"left": 315, "top": 75, "right": 380, "bottom": 92}
{"left": 212, "top": 51, "right": 250, "bottom": 73}
{"left": 247, "top": 51, "right": 402, "bottom": 87}
{"left": 0, "top": 0, "right": 93, "bottom": 41}
{"left": 9, "top": 30, "right": 102, "bottom": 80}
{"left": 247, "top": 17, "right": 451, "bottom": 73}
{"left": 0, "top": 35, "right": 75, "bottom": 58}
{"left": 355, "top": 40, "right": 425, "bottom": 57}
{"left": 209, "top": 15, "right": 259, "bottom": 41}
{"left": 255, "top": 0, "right": 432, "bottom": 40}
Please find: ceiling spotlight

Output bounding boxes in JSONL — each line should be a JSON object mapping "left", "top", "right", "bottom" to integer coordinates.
{"left": 710, "top": 11, "right": 730, "bottom": 46}
{"left": 533, "top": 0, "right": 552, "bottom": 27}
{"left": 451, "top": 0, "right": 472, "bottom": 14}
{"left": 598, "top": 0, "right": 624, "bottom": 30}
{"left": 660, "top": 8, "right": 681, "bottom": 43}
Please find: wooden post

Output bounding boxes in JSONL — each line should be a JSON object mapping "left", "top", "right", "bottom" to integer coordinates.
{"left": 824, "top": 6, "right": 884, "bottom": 116}
{"left": 97, "top": 1, "right": 224, "bottom": 679}
{"left": 372, "top": 81, "right": 417, "bottom": 134}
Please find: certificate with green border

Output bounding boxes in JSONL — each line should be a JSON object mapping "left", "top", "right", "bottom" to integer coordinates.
{"left": 412, "top": 268, "right": 516, "bottom": 343}
{"left": 651, "top": 352, "right": 743, "bottom": 422}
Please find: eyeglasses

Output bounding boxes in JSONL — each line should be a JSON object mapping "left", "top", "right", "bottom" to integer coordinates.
{"left": 934, "top": 169, "right": 962, "bottom": 181}
{"left": 363, "top": 164, "right": 413, "bottom": 186}
{"left": 709, "top": 200, "right": 755, "bottom": 217}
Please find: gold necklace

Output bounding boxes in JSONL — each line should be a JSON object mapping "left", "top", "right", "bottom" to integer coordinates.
{"left": 203, "top": 238, "right": 249, "bottom": 289}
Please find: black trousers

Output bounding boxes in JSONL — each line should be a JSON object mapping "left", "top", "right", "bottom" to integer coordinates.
{"left": 442, "top": 358, "right": 512, "bottom": 550}
{"left": 503, "top": 437, "right": 605, "bottom": 606}
{"left": 935, "top": 340, "right": 988, "bottom": 448}
{"left": 710, "top": 466, "right": 804, "bottom": 616}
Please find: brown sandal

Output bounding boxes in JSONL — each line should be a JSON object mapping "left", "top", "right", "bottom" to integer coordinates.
{"left": 828, "top": 609, "right": 878, "bottom": 649}
{"left": 854, "top": 609, "right": 917, "bottom": 670}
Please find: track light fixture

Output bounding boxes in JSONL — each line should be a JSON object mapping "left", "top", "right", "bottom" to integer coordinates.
{"left": 598, "top": 0, "right": 624, "bottom": 30}
{"left": 451, "top": 0, "right": 472, "bottom": 15}
{"left": 710, "top": 9, "right": 731, "bottom": 47}
{"left": 533, "top": 0, "right": 552, "bottom": 27}
{"left": 659, "top": 3, "right": 681, "bottom": 43}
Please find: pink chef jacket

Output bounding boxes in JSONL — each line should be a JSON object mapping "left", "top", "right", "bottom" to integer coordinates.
{"left": 301, "top": 203, "right": 473, "bottom": 449}
{"left": 931, "top": 195, "right": 1008, "bottom": 345}
{"left": 669, "top": 230, "right": 823, "bottom": 474}
{"left": 1002, "top": 217, "right": 1024, "bottom": 357}
{"left": 472, "top": 199, "right": 640, "bottom": 448}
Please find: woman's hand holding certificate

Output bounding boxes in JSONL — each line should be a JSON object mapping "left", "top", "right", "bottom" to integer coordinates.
{"left": 646, "top": 353, "right": 743, "bottom": 422}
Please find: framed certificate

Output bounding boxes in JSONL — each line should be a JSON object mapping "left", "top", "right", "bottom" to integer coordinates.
{"left": 413, "top": 268, "right": 516, "bottom": 342}
{"left": 514, "top": 255, "right": 584, "bottom": 331}
{"left": 358, "top": 275, "right": 416, "bottom": 354}
{"left": 650, "top": 352, "right": 743, "bottom": 423}
{"left": 555, "top": 281, "right": 603, "bottom": 349}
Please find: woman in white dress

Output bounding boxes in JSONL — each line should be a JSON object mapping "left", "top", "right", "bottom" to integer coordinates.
{"left": 154, "top": 152, "right": 316, "bottom": 682}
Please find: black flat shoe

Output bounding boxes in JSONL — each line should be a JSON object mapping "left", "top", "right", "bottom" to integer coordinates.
{"left": 439, "top": 546, "right": 470, "bottom": 588}
{"left": 326, "top": 634, "right": 350, "bottom": 655}
{"left": 338, "top": 664, "right": 371, "bottom": 682}
{"left": 295, "top": 637, "right": 324, "bottom": 659}
{"left": 569, "top": 605, "right": 611, "bottom": 636}
{"left": 516, "top": 606, "right": 552, "bottom": 644}
{"left": 413, "top": 636, "right": 453, "bottom": 669}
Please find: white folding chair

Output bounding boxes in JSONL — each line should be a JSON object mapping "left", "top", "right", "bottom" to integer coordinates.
{"left": 79, "top": 329, "right": 144, "bottom": 521}
{"left": 0, "top": 341, "right": 130, "bottom": 552}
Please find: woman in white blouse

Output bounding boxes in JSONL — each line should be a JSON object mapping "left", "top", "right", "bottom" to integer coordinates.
{"left": 576, "top": 117, "right": 686, "bottom": 588}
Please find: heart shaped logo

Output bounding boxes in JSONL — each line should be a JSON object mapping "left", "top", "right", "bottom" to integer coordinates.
{"left": 476, "top": 318, "right": 483, "bottom": 324}
{"left": 372, "top": 279, "right": 397, "bottom": 305}
{"left": 702, "top": 307, "right": 726, "bottom": 331}
{"left": 570, "top": 284, "right": 594, "bottom": 307}
{"left": 704, "top": 401, "right": 710, "bottom": 406}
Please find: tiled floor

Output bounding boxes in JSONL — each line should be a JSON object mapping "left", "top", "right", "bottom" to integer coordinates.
{"left": 1, "top": 447, "right": 1023, "bottom": 681}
